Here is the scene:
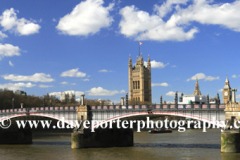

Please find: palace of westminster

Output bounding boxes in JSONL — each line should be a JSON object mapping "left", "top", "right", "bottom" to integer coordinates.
{"left": 128, "top": 54, "right": 235, "bottom": 105}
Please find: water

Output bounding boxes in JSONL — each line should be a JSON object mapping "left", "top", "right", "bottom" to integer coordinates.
{"left": 0, "top": 129, "right": 239, "bottom": 160}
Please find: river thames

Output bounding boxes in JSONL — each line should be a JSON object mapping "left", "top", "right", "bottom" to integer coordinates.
{"left": 0, "top": 129, "right": 239, "bottom": 160}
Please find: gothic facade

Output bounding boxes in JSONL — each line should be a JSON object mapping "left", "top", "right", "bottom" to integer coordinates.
{"left": 128, "top": 54, "right": 152, "bottom": 103}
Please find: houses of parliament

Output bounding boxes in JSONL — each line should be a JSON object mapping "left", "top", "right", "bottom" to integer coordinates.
{"left": 128, "top": 52, "right": 234, "bottom": 104}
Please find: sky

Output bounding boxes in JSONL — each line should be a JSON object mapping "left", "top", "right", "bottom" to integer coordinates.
{"left": 0, "top": 0, "right": 240, "bottom": 104}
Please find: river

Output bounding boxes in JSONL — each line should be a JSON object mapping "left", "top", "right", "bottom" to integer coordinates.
{"left": 0, "top": 129, "right": 239, "bottom": 160}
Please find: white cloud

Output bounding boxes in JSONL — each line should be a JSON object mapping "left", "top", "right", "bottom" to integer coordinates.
{"left": 99, "top": 69, "right": 113, "bottom": 72}
{"left": 171, "top": 65, "right": 176, "bottom": 68}
{"left": 187, "top": 73, "right": 219, "bottom": 81}
{"left": 0, "top": 31, "right": 7, "bottom": 39}
{"left": 99, "top": 69, "right": 108, "bottom": 72}
{"left": 56, "top": 0, "right": 114, "bottom": 36}
{"left": 232, "top": 75, "right": 237, "bottom": 78}
{"left": 120, "top": 90, "right": 126, "bottom": 93}
{"left": 119, "top": 4, "right": 198, "bottom": 41}
{"left": 0, "top": 8, "right": 40, "bottom": 35}
{"left": 152, "top": 82, "right": 170, "bottom": 87}
{"left": 119, "top": 0, "right": 240, "bottom": 42}
{"left": 205, "top": 76, "right": 220, "bottom": 81}
{"left": 75, "top": 98, "right": 81, "bottom": 102}
{"left": 144, "top": 60, "right": 169, "bottom": 68}
{"left": 172, "top": 0, "right": 240, "bottom": 32}
{"left": 218, "top": 89, "right": 223, "bottom": 92}
{"left": 86, "top": 87, "right": 125, "bottom": 96}
{"left": 60, "top": 81, "right": 68, "bottom": 85}
{"left": 9, "top": 61, "right": 14, "bottom": 66}
{"left": 0, "top": 43, "right": 20, "bottom": 60}
{"left": 71, "top": 83, "right": 76, "bottom": 85}
{"left": 49, "top": 92, "right": 61, "bottom": 98}
{"left": 0, "top": 82, "right": 36, "bottom": 91}
{"left": 83, "top": 78, "right": 90, "bottom": 81}
{"left": 166, "top": 91, "right": 181, "bottom": 97}
{"left": 52, "top": 18, "right": 56, "bottom": 22}
{"left": 157, "top": 0, "right": 188, "bottom": 18}
{"left": 39, "top": 85, "right": 53, "bottom": 88}
{"left": 60, "top": 68, "right": 86, "bottom": 77}
{"left": 2, "top": 73, "right": 54, "bottom": 82}
{"left": 237, "top": 94, "right": 240, "bottom": 99}
{"left": 75, "top": 91, "right": 85, "bottom": 97}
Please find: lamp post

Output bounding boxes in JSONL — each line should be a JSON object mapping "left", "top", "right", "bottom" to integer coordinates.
{"left": 43, "top": 96, "right": 45, "bottom": 107}
{"left": 12, "top": 98, "right": 14, "bottom": 109}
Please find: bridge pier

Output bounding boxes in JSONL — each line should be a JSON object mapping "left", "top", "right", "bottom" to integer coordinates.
{"left": 221, "top": 95, "right": 240, "bottom": 153}
{"left": 71, "top": 128, "right": 133, "bottom": 148}
{"left": 72, "top": 97, "right": 133, "bottom": 148}
{"left": 221, "top": 131, "right": 240, "bottom": 153}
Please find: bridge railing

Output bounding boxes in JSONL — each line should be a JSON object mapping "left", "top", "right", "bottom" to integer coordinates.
{"left": 0, "top": 106, "right": 79, "bottom": 114}
{"left": 0, "top": 104, "right": 226, "bottom": 115}
{"left": 90, "top": 104, "right": 226, "bottom": 111}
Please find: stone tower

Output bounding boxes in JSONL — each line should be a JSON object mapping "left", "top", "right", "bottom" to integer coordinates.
{"left": 128, "top": 54, "right": 152, "bottom": 103}
{"left": 223, "top": 75, "right": 231, "bottom": 104}
{"left": 193, "top": 77, "right": 201, "bottom": 95}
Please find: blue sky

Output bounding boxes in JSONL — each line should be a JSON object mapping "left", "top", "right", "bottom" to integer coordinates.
{"left": 0, "top": 0, "right": 240, "bottom": 104}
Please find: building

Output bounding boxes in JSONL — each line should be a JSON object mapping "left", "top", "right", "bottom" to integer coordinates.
{"left": 15, "top": 90, "right": 27, "bottom": 96}
{"left": 60, "top": 91, "right": 75, "bottom": 103}
{"left": 128, "top": 54, "right": 152, "bottom": 103}
{"left": 179, "top": 78, "right": 207, "bottom": 104}
{"left": 209, "top": 95, "right": 220, "bottom": 104}
{"left": 223, "top": 75, "right": 231, "bottom": 104}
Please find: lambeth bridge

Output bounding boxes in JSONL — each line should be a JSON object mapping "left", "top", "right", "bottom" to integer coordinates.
{"left": 0, "top": 103, "right": 226, "bottom": 127}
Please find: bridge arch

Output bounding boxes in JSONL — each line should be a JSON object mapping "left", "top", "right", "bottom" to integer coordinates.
{"left": 0, "top": 113, "right": 77, "bottom": 127}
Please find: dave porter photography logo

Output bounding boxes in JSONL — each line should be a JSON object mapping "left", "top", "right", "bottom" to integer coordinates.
{"left": 1, "top": 117, "right": 239, "bottom": 132}
{"left": 0, "top": 118, "right": 11, "bottom": 129}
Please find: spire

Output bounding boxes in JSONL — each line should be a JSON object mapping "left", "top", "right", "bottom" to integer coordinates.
{"left": 129, "top": 54, "right": 132, "bottom": 63}
{"left": 224, "top": 73, "right": 231, "bottom": 88}
{"left": 147, "top": 54, "right": 151, "bottom": 68}
{"left": 140, "top": 53, "right": 143, "bottom": 62}
{"left": 225, "top": 74, "right": 229, "bottom": 83}
{"left": 193, "top": 76, "right": 201, "bottom": 95}
{"left": 147, "top": 54, "right": 150, "bottom": 62}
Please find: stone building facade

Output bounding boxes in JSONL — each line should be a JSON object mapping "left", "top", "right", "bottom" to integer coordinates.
{"left": 128, "top": 54, "right": 152, "bottom": 103}
{"left": 60, "top": 91, "right": 76, "bottom": 103}
{"left": 179, "top": 78, "right": 207, "bottom": 104}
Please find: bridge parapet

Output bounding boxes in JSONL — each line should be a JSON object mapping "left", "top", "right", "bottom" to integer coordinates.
{"left": 89, "top": 104, "right": 226, "bottom": 111}
{"left": 0, "top": 104, "right": 226, "bottom": 117}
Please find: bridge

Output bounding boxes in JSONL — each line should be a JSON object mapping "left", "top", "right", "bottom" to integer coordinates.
{"left": 0, "top": 103, "right": 227, "bottom": 146}
{"left": 0, "top": 104, "right": 226, "bottom": 127}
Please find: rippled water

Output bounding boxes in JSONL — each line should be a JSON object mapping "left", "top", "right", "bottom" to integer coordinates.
{"left": 0, "top": 129, "right": 239, "bottom": 160}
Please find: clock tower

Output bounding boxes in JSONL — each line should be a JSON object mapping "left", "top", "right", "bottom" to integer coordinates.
{"left": 223, "top": 75, "right": 231, "bottom": 104}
